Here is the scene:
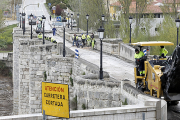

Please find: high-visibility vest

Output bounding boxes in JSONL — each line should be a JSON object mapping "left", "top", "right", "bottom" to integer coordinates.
{"left": 134, "top": 51, "right": 144, "bottom": 59}
{"left": 51, "top": 38, "right": 55, "bottom": 42}
{"left": 82, "top": 34, "right": 86, "bottom": 39}
{"left": 73, "top": 36, "right": 78, "bottom": 40}
{"left": 87, "top": 35, "right": 91, "bottom": 41}
{"left": 38, "top": 33, "right": 42, "bottom": 38}
{"left": 160, "top": 48, "right": 168, "bottom": 56}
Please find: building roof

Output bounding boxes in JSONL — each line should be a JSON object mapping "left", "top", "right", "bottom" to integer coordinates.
{"left": 129, "top": 2, "right": 164, "bottom": 14}
{"left": 110, "top": 1, "right": 121, "bottom": 7}
{"left": 164, "top": 0, "right": 180, "bottom": 4}
{"left": 110, "top": 0, "right": 174, "bottom": 14}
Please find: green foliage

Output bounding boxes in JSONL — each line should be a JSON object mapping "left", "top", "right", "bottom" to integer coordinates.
{"left": 69, "top": 0, "right": 107, "bottom": 31}
{"left": 82, "top": 72, "right": 85, "bottom": 75}
{"left": 153, "top": 15, "right": 177, "bottom": 55}
{"left": 46, "top": 0, "right": 69, "bottom": 10}
{"left": 70, "top": 68, "right": 72, "bottom": 75}
{"left": 0, "top": 24, "right": 16, "bottom": 50}
{"left": 70, "top": 77, "right": 73, "bottom": 86}
{"left": 58, "top": 3, "right": 67, "bottom": 9}
{"left": 82, "top": 103, "right": 86, "bottom": 110}
{"left": 104, "top": 20, "right": 116, "bottom": 38}
{"left": 44, "top": 71, "right": 47, "bottom": 81}
{"left": 122, "top": 98, "right": 128, "bottom": 105}
{"left": 71, "top": 95, "right": 77, "bottom": 110}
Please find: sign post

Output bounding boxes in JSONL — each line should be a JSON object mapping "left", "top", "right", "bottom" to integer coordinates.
{"left": 52, "top": 6, "right": 56, "bottom": 25}
{"left": 42, "top": 82, "right": 69, "bottom": 118}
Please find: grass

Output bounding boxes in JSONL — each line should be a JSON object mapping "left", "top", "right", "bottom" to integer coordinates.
{"left": 0, "top": 24, "right": 17, "bottom": 49}
{"left": 0, "top": 51, "right": 11, "bottom": 53}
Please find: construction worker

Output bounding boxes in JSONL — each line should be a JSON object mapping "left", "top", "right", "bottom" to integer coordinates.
{"left": 37, "top": 32, "right": 42, "bottom": 39}
{"left": 51, "top": 37, "right": 56, "bottom": 43}
{"left": 91, "top": 33, "right": 94, "bottom": 46}
{"left": 72, "top": 34, "right": 78, "bottom": 46}
{"left": 160, "top": 46, "right": 168, "bottom": 58}
{"left": 91, "top": 38, "right": 95, "bottom": 50}
{"left": 134, "top": 49, "right": 145, "bottom": 76}
{"left": 81, "top": 33, "right": 86, "bottom": 47}
{"left": 52, "top": 26, "right": 57, "bottom": 36}
{"left": 86, "top": 34, "right": 91, "bottom": 47}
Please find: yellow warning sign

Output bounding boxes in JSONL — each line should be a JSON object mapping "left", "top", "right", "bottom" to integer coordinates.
{"left": 42, "top": 82, "right": 69, "bottom": 118}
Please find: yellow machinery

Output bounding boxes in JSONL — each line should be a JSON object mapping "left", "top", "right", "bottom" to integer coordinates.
{"left": 132, "top": 41, "right": 180, "bottom": 102}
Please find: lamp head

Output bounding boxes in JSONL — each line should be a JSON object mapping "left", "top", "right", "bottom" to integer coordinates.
{"left": 86, "top": 14, "right": 89, "bottom": 20}
{"left": 175, "top": 18, "right": 180, "bottom": 28}
{"left": 129, "top": 16, "right": 133, "bottom": 24}
{"left": 77, "top": 13, "right": 79, "bottom": 18}
{"left": 30, "top": 13, "right": 33, "bottom": 20}
{"left": 97, "top": 26, "right": 105, "bottom": 39}
{"left": 62, "top": 17, "right": 67, "bottom": 28}
{"left": 42, "top": 15, "right": 46, "bottom": 23}
{"left": 102, "top": 14, "right": 105, "bottom": 21}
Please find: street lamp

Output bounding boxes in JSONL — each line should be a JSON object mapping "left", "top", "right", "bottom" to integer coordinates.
{"left": 42, "top": 15, "right": 46, "bottom": 44}
{"left": 97, "top": 26, "right": 105, "bottom": 80}
{"left": 62, "top": 17, "right": 67, "bottom": 57}
{"left": 175, "top": 18, "right": 180, "bottom": 46}
{"left": 22, "top": 12, "right": 26, "bottom": 35}
{"left": 67, "top": 13, "right": 69, "bottom": 28}
{"left": 30, "top": 13, "right": 33, "bottom": 39}
{"left": 101, "top": 14, "right": 105, "bottom": 27}
{"left": 86, "top": 14, "right": 89, "bottom": 35}
{"left": 129, "top": 16, "right": 133, "bottom": 43}
{"left": 77, "top": 13, "right": 79, "bottom": 32}
{"left": 19, "top": 13, "right": 21, "bottom": 28}
{"left": 71, "top": 13, "right": 73, "bottom": 30}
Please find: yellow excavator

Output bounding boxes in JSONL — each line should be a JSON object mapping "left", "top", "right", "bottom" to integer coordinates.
{"left": 132, "top": 41, "right": 180, "bottom": 104}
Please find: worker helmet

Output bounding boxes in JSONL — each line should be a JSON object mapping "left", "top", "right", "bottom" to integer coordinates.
{"left": 135, "top": 48, "right": 139, "bottom": 52}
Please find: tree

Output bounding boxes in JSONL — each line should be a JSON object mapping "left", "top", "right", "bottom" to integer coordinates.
{"left": 118, "top": 0, "right": 132, "bottom": 35}
{"left": 56, "top": 5, "right": 64, "bottom": 16}
{"left": 69, "top": 0, "right": 107, "bottom": 32}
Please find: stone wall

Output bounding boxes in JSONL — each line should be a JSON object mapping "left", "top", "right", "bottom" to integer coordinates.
{"left": 74, "top": 76, "right": 121, "bottom": 110}
{"left": 119, "top": 43, "right": 135, "bottom": 62}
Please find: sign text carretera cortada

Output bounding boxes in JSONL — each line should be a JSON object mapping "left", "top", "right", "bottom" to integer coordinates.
{"left": 42, "top": 82, "right": 69, "bottom": 118}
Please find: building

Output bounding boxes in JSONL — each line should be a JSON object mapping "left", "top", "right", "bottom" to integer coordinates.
{"left": 109, "top": 0, "right": 179, "bottom": 36}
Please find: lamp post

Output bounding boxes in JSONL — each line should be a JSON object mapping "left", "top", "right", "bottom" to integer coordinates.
{"left": 42, "top": 15, "right": 46, "bottom": 44}
{"left": 19, "top": 13, "right": 21, "bottom": 28}
{"left": 22, "top": 12, "right": 26, "bottom": 35}
{"left": 175, "top": 18, "right": 180, "bottom": 46}
{"left": 101, "top": 14, "right": 105, "bottom": 27}
{"left": 62, "top": 17, "right": 67, "bottom": 57}
{"left": 98, "top": 26, "right": 105, "bottom": 80}
{"left": 129, "top": 16, "right": 133, "bottom": 43}
{"left": 71, "top": 13, "right": 73, "bottom": 30}
{"left": 30, "top": 13, "right": 33, "bottom": 39}
{"left": 86, "top": 14, "right": 89, "bottom": 35}
{"left": 67, "top": 13, "right": 69, "bottom": 28}
{"left": 77, "top": 13, "right": 80, "bottom": 32}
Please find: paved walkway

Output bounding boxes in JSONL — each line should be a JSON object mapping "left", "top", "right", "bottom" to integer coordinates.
{"left": 45, "top": 31, "right": 135, "bottom": 84}
{"left": 23, "top": 2, "right": 135, "bottom": 84}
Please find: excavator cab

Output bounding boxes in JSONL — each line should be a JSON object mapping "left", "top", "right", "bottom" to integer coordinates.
{"left": 131, "top": 41, "right": 180, "bottom": 102}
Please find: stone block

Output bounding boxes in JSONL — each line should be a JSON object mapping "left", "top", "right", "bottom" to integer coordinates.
{"left": 113, "top": 94, "right": 120, "bottom": 101}
{"left": 36, "top": 71, "right": 43, "bottom": 76}
{"left": 146, "top": 111, "right": 156, "bottom": 118}
{"left": 108, "top": 93, "right": 113, "bottom": 101}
